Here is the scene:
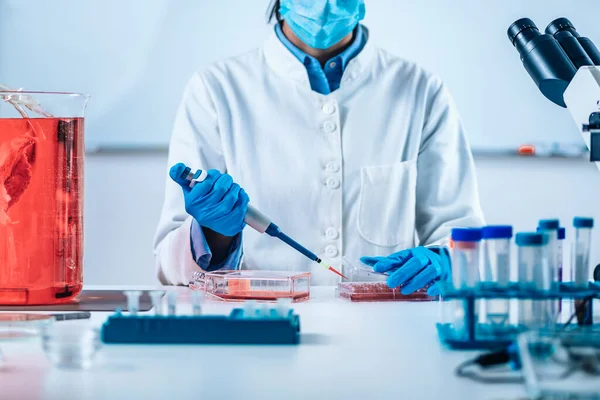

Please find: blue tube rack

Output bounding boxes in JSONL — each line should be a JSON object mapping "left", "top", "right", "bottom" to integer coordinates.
{"left": 101, "top": 308, "right": 300, "bottom": 345}
{"left": 436, "top": 282, "right": 600, "bottom": 350}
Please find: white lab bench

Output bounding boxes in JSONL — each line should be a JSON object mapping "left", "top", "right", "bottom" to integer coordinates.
{"left": 0, "top": 286, "right": 526, "bottom": 400}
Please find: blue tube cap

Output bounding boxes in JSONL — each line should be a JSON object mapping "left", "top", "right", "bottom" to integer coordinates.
{"left": 536, "top": 226, "right": 565, "bottom": 240}
{"left": 451, "top": 228, "right": 483, "bottom": 242}
{"left": 573, "top": 217, "right": 594, "bottom": 228}
{"left": 482, "top": 225, "right": 513, "bottom": 239}
{"left": 516, "top": 232, "right": 548, "bottom": 246}
{"left": 538, "top": 219, "right": 560, "bottom": 230}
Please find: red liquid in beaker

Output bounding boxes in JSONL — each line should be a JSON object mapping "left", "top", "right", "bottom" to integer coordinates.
{"left": 0, "top": 118, "right": 84, "bottom": 305}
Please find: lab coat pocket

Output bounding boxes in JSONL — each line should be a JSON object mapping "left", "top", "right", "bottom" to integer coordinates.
{"left": 358, "top": 161, "right": 417, "bottom": 247}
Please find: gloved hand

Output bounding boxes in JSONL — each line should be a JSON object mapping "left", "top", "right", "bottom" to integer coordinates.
{"left": 169, "top": 163, "right": 250, "bottom": 237}
{"left": 360, "top": 247, "right": 448, "bottom": 296}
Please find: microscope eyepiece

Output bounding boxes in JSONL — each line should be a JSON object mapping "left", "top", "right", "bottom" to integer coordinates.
{"left": 508, "top": 18, "right": 577, "bottom": 107}
{"left": 508, "top": 18, "right": 539, "bottom": 46}
{"left": 545, "top": 18, "right": 578, "bottom": 37}
{"left": 546, "top": 17, "right": 600, "bottom": 66}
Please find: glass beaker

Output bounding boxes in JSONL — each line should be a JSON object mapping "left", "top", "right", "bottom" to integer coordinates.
{"left": 0, "top": 90, "right": 88, "bottom": 305}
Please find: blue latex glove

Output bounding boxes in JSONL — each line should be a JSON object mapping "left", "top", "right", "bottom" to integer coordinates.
{"left": 360, "top": 247, "right": 447, "bottom": 296}
{"left": 169, "top": 163, "right": 250, "bottom": 237}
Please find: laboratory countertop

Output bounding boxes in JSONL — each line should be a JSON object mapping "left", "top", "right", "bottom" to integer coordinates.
{"left": 0, "top": 286, "right": 526, "bottom": 400}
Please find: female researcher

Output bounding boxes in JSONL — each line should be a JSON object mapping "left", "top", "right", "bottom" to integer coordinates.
{"left": 154, "top": 0, "right": 485, "bottom": 293}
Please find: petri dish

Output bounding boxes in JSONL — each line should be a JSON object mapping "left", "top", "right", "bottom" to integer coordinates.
{"left": 190, "top": 270, "right": 311, "bottom": 302}
{"left": 339, "top": 257, "right": 438, "bottom": 302}
{"left": 0, "top": 313, "right": 54, "bottom": 340}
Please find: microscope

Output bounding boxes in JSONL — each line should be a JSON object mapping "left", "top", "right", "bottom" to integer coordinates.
{"left": 509, "top": 17, "right": 600, "bottom": 301}
{"left": 508, "top": 17, "right": 600, "bottom": 165}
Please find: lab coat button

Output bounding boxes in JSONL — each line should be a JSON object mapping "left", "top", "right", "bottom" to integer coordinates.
{"left": 323, "top": 121, "right": 337, "bottom": 133}
{"left": 326, "top": 161, "right": 340, "bottom": 173}
{"left": 325, "top": 245, "right": 339, "bottom": 258}
{"left": 326, "top": 178, "right": 341, "bottom": 189}
{"left": 322, "top": 103, "right": 336, "bottom": 115}
{"left": 325, "top": 227, "right": 339, "bottom": 240}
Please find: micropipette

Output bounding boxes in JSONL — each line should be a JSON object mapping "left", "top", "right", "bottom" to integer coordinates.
{"left": 182, "top": 167, "right": 347, "bottom": 280}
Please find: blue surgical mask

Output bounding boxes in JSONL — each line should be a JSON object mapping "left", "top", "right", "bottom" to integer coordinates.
{"left": 279, "top": 0, "right": 366, "bottom": 50}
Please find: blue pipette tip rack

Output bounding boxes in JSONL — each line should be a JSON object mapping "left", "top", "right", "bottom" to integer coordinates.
{"left": 436, "top": 282, "right": 600, "bottom": 350}
{"left": 101, "top": 308, "right": 300, "bottom": 345}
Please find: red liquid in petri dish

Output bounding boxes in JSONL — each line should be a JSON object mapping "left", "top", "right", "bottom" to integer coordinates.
{"left": 218, "top": 291, "right": 310, "bottom": 302}
{"left": 0, "top": 118, "right": 84, "bottom": 305}
{"left": 339, "top": 282, "right": 437, "bottom": 302}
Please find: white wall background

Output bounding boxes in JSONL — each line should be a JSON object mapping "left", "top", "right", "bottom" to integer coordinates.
{"left": 84, "top": 154, "right": 600, "bottom": 285}
{"left": 1, "top": 0, "right": 598, "bottom": 149}
{"left": 2, "top": 0, "right": 600, "bottom": 284}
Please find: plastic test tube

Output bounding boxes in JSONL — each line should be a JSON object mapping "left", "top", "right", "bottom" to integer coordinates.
{"left": 167, "top": 292, "right": 178, "bottom": 316}
{"left": 537, "top": 219, "right": 560, "bottom": 284}
{"left": 124, "top": 290, "right": 142, "bottom": 315}
{"left": 537, "top": 220, "right": 561, "bottom": 323}
{"left": 556, "top": 227, "right": 566, "bottom": 318}
{"left": 191, "top": 291, "right": 203, "bottom": 316}
{"left": 451, "top": 228, "right": 483, "bottom": 289}
{"left": 149, "top": 291, "right": 164, "bottom": 316}
{"left": 481, "top": 226, "right": 513, "bottom": 328}
{"left": 482, "top": 226, "right": 513, "bottom": 286}
{"left": 447, "top": 228, "right": 482, "bottom": 336}
{"left": 557, "top": 227, "right": 566, "bottom": 285}
{"left": 516, "top": 232, "right": 552, "bottom": 329}
{"left": 275, "top": 298, "right": 292, "bottom": 318}
{"left": 572, "top": 217, "right": 594, "bottom": 286}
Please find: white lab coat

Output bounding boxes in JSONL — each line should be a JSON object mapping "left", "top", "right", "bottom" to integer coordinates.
{"left": 154, "top": 26, "right": 485, "bottom": 286}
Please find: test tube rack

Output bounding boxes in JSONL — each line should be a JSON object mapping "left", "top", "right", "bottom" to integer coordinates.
{"left": 101, "top": 308, "right": 301, "bottom": 345}
{"left": 436, "top": 281, "right": 600, "bottom": 350}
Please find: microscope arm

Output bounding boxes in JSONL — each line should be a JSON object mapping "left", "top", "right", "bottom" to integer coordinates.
{"left": 564, "top": 66, "right": 600, "bottom": 167}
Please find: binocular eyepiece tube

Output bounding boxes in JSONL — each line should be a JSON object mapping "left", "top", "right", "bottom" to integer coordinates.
{"left": 546, "top": 17, "right": 600, "bottom": 66}
{"left": 508, "top": 17, "right": 599, "bottom": 108}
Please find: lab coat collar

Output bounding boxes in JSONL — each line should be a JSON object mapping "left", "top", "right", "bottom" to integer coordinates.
{"left": 263, "top": 24, "right": 376, "bottom": 92}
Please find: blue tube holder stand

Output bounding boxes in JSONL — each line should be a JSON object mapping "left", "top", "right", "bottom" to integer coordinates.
{"left": 436, "top": 282, "right": 600, "bottom": 350}
{"left": 101, "top": 308, "right": 300, "bottom": 345}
